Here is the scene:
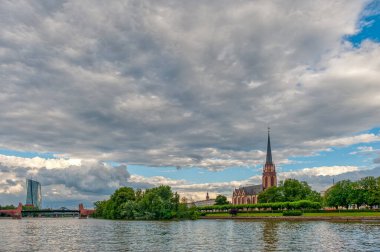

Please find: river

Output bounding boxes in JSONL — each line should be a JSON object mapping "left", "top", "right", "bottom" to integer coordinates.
{"left": 0, "top": 218, "right": 379, "bottom": 251}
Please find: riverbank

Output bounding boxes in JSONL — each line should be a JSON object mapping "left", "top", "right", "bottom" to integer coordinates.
{"left": 200, "top": 213, "right": 380, "bottom": 222}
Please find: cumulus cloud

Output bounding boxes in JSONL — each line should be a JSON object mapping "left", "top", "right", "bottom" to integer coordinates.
{"left": 0, "top": 0, "right": 379, "bottom": 170}
{"left": 0, "top": 154, "right": 81, "bottom": 169}
{"left": 0, "top": 160, "right": 140, "bottom": 206}
{"left": 1, "top": 1, "right": 380, "bottom": 205}
{"left": 306, "top": 134, "right": 380, "bottom": 149}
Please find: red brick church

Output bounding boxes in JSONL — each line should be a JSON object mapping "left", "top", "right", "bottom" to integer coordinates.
{"left": 232, "top": 129, "right": 277, "bottom": 205}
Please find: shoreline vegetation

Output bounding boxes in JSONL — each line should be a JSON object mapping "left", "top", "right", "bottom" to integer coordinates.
{"left": 92, "top": 185, "right": 199, "bottom": 220}
{"left": 92, "top": 177, "right": 380, "bottom": 221}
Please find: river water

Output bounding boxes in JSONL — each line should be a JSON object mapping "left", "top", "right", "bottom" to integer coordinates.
{"left": 0, "top": 218, "right": 379, "bottom": 251}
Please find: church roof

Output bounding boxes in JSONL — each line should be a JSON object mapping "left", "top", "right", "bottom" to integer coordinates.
{"left": 235, "top": 185, "right": 262, "bottom": 195}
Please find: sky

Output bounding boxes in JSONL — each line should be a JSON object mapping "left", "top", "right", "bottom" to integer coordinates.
{"left": 1, "top": 0, "right": 380, "bottom": 208}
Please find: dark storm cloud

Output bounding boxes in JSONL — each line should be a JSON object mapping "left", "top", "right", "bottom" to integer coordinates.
{"left": 0, "top": 0, "right": 379, "bottom": 170}
{"left": 35, "top": 163, "right": 131, "bottom": 194}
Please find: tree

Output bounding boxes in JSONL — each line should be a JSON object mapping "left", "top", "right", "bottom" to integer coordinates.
{"left": 282, "top": 179, "right": 313, "bottom": 202}
{"left": 215, "top": 195, "right": 228, "bottom": 205}
{"left": 324, "top": 180, "right": 353, "bottom": 209}
{"left": 258, "top": 179, "right": 321, "bottom": 203}
{"left": 93, "top": 185, "right": 199, "bottom": 220}
{"left": 359, "top": 176, "right": 378, "bottom": 208}
{"left": 258, "top": 186, "right": 284, "bottom": 203}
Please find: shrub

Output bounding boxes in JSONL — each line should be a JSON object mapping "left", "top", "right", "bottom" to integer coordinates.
{"left": 283, "top": 210, "right": 303, "bottom": 216}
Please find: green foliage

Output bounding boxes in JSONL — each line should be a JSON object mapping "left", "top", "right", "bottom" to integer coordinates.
{"left": 0, "top": 205, "right": 16, "bottom": 210}
{"left": 215, "top": 195, "right": 228, "bottom": 205}
{"left": 324, "top": 176, "right": 380, "bottom": 209}
{"left": 257, "top": 186, "right": 284, "bottom": 203}
{"left": 258, "top": 179, "right": 322, "bottom": 203}
{"left": 22, "top": 205, "right": 39, "bottom": 211}
{"left": 93, "top": 186, "right": 198, "bottom": 220}
{"left": 282, "top": 210, "right": 303, "bottom": 216}
{"left": 197, "top": 200, "right": 321, "bottom": 211}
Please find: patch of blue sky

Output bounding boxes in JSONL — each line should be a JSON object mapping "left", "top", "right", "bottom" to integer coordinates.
{"left": 346, "top": 0, "right": 380, "bottom": 46}
{"left": 0, "top": 149, "right": 56, "bottom": 159}
{"left": 282, "top": 142, "right": 380, "bottom": 172}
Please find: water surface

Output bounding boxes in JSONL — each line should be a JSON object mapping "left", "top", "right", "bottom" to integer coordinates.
{"left": 1, "top": 218, "right": 379, "bottom": 251}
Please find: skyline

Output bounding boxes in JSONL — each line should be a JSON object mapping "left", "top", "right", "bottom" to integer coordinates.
{"left": 1, "top": 0, "right": 380, "bottom": 208}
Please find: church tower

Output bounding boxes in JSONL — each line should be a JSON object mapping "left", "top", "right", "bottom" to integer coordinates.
{"left": 262, "top": 128, "right": 277, "bottom": 190}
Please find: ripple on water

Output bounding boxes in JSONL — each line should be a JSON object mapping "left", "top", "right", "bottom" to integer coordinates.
{"left": 1, "top": 219, "right": 380, "bottom": 252}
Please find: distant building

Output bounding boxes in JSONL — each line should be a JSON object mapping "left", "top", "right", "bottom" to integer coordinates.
{"left": 26, "top": 179, "right": 42, "bottom": 209}
{"left": 187, "top": 192, "right": 216, "bottom": 207}
{"left": 232, "top": 129, "right": 277, "bottom": 205}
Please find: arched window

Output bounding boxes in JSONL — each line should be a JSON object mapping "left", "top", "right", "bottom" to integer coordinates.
{"left": 247, "top": 198, "right": 251, "bottom": 204}
{"left": 266, "top": 176, "right": 269, "bottom": 188}
{"left": 271, "top": 176, "right": 275, "bottom": 187}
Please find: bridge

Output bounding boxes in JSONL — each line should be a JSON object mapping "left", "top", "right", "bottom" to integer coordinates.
{"left": 0, "top": 203, "right": 95, "bottom": 219}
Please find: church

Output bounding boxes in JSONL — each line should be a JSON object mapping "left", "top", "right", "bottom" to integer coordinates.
{"left": 232, "top": 129, "right": 277, "bottom": 205}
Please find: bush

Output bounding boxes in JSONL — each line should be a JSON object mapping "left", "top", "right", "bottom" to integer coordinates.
{"left": 283, "top": 210, "right": 303, "bottom": 216}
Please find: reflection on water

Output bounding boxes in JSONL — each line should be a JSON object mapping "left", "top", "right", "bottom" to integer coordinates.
{"left": 263, "top": 221, "right": 279, "bottom": 251}
{"left": 1, "top": 218, "right": 380, "bottom": 252}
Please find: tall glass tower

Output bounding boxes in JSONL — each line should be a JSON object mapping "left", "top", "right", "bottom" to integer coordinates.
{"left": 26, "top": 179, "right": 42, "bottom": 209}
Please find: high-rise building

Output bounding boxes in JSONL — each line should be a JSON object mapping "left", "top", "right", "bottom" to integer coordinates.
{"left": 26, "top": 179, "right": 42, "bottom": 209}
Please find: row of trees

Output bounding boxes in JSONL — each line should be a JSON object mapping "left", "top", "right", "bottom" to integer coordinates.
{"left": 0, "top": 205, "right": 16, "bottom": 210}
{"left": 218, "top": 176, "right": 380, "bottom": 210}
{"left": 325, "top": 176, "right": 380, "bottom": 209}
{"left": 93, "top": 185, "right": 198, "bottom": 220}
{"left": 93, "top": 177, "right": 379, "bottom": 219}
{"left": 198, "top": 200, "right": 321, "bottom": 211}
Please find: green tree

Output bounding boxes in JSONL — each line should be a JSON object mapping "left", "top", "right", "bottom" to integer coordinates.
{"left": 215, "top": 195, "right": 229, "bottom": 205}
{"left": 93, "top": 185, "right": 198, "bottom": 220}
{"left": 359, "top": 176, "right": 379, "bottom": 208}
{"left": 324, "top": 180, "right": 353, "bottom": 209}
{"left": 0, "top": 205, "right": 16, "bottom": 210}
{"left": 282, "top": 179, "right": 312, "bottom": 202}
{"left": 258, "top": 186, "right": 284, "bottom": 203}
{"left": 258, "top": 179, "right": 321, "bottom": 203}
{"left": 348, "top": 181, "right": 365, "bottom": 208}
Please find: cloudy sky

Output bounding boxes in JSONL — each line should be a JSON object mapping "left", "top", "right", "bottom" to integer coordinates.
{"left": 1, "top": 0, "right": 380, "bottom": 208}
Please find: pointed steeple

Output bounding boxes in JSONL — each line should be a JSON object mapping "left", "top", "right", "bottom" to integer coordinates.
{"left": 266, "top": 127, "right": 272, "bottom": 164}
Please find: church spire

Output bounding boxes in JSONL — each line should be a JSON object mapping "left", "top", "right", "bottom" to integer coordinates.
{"left": 262, "top": 127, "right": 277, "bottom": 190}
{"left": 266, "top": 127, "right": 272, "bottom": 164}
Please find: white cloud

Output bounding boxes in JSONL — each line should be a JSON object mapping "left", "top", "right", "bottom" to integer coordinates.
{"left": 1, "top": 1, "right": 380, "bottom": 205}
{"left": 279, "top": 166, "right": 359, "bottom": 178}
{"left": 305, "top": 134, "right": 380, "bottom": 149}
{"left": 0, "top": 154, "right": 81, "bottom": 169}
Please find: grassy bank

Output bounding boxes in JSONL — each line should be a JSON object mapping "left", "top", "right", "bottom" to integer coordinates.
{"left": 203, "top": 212, "right": 380, "bottom": 217}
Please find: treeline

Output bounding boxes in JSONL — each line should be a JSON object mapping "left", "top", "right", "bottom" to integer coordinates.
{"left": 0, "top": 205, "right": 16, "bottom": 210}
{"left": 202, "top": 176, "right": 380, "bottom": 212}
{"left": 197, "top": 200, "right": 321, "bottom": 211}
{"left": 93, "top": 185, "right": 198, "bottom": 220}
{"left": 325, "top": 176, "right": 380, "bottom": 209}
{"left": 258, "top": 179, "right": 322, "bottom": 203}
